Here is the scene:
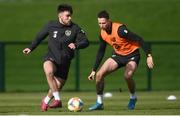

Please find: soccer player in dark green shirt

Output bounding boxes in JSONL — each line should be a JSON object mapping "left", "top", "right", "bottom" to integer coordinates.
{"left": 23, "top": 4, "right": 89, "bottom": 112}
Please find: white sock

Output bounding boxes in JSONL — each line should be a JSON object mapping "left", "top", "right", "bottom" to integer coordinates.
{"left": 97, "top": 94, "right": 103, "bottom": 104}
{"left": 53, "top": 91, "right": 60, "bottom": 100}
{"left": 130, "top": 93, "right": 137, "bottom": 99}
{"left": 44, "top": 96, "right": 51, "bottom": 104}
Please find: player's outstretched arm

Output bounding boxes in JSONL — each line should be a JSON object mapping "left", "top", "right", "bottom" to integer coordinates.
{"left": 23, "top": 48, "right": 31, "bottom": 55}
{"left": 147, "top": 54, "right": 154, "bottom": 69}
{"left": 88, "top": 71, "right": 96, "bottom": 81}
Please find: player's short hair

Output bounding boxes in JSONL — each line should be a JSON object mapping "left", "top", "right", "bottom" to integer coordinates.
{"left": 57, "top": 4, "right": 73, "bottom": 14}
{"left": 97, "top": 10, "right": 109, "bottom": 19}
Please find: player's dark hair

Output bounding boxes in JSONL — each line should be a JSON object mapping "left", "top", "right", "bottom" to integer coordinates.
{"left": 97, "top": 10, "right": 109, "bottom": 19}
{"left": 57, "top": 4, "right": 73, "bottom": 14}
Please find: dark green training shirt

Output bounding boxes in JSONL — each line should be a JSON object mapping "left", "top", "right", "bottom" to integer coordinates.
{"left": 28, "top": 20, "right": 89, "bottom": 64}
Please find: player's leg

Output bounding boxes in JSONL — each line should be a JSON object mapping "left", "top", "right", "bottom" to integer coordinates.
{"left": 96, "top": 58, "right": 119, "bottom": 101}
{"left": 124, "top": 61, "right": 137, "bottom": 96}
{"left": 48, "top": 77, "right": 66, "bottom": 108}
{"left": 43, "top": 60, "right": 59, "bottom": 91}
{"left": 89, "top": 58, "right": 119, "bottom": 111}
{"left": 42, "top": 79, "right": 58, "bottom": 108}
{"left": 124, "top": 61, "right": 138, "bottom": 110}
{"left": 41, "top": 60, "right": 58, "bottom": 111}
{"left": 48, "top": 60, "right": 70, "bottom": 108}
{"left": 47, "top": 77, "right": 65, "bottom": 97}
{"left": 46, "top": 78, "right": 60, "bottom": 99}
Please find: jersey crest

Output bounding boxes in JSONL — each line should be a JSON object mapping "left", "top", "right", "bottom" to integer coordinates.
{"left": 65, "top": 30, "right": 71, "bottom": 36}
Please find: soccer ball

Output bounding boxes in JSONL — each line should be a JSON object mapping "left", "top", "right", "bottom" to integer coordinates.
{"left": 67, "top": 97, "right": 84, "bottom": 112}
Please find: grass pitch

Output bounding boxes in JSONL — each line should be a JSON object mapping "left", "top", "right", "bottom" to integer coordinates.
{"left": 0, "top": 91, "right": 180, "bottom": 115}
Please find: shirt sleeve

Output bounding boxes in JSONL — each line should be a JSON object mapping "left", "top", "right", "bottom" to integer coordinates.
{"left": 93, "top": 36, "right": 107, "bottom": 71}
{"left": 75, "top": 28, "right": 89, "bottom": 49}
{"left": 28, "top": 22, "right": 49, "bottom": 51}
{"left": 117, "top": 25, "right": 151, "bottom": 56}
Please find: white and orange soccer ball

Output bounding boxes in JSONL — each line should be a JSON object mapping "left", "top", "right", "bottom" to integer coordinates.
{"left": 67, "top": 97, "right": 84, "bottom": 112}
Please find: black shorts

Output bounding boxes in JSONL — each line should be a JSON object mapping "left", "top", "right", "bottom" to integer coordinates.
{"left": 111, "top": 49, "right": 140, "bottom": 68}
{"left": 43, "top": 56, "right": 71, "bottom": 80}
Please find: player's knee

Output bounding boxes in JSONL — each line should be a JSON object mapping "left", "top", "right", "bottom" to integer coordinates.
{"left": 124, "top": 71, "right": 134, "bottom": 80}
{"left": 45, "top": 72, "right": 54, "bottom": 78}
{"left": 96, "top": 72, "right": 103, "bottom": 82}
{"left": 124, "top": 74, "right": 132, "bottom": 80}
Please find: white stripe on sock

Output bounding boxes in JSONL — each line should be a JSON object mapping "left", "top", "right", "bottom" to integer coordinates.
{"left": 130, "top": 93, "right": 137, "bottom": 99}
{"left": 44, "top": 96, "right": 51, "bottom": 104}
{"left": 53, "top": 91, "right": 60, "bottom": 100}
{"left": 97, "top": 94, "right": 103, "bottom": 104}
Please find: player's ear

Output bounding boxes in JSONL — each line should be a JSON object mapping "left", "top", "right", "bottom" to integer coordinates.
{"left": 58, "top": 12, "right": 62, "bottom": 18}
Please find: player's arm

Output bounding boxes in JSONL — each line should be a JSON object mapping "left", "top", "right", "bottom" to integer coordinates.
{"left": 23, "top": 22, "right": 49, "bottom": 54}
{"left": 68, "top": 28, "right": 89, "bottom": 50}
{"left": 117, "top": 25, "right": 154, "bottom": 69}
{"left": 69, "top": 28, "right": 89, "bottom": 50}
{"left": 118, "top": 25, "right": 151, "bottom": 55}
{"left": 93, "top": 37, "right": 106, "bottom": 71}
{"left": 88, "top": 36, "right": 107, "bottom": 80}
{"left": 28, "top": 22, "right": 49, "bottom": 51}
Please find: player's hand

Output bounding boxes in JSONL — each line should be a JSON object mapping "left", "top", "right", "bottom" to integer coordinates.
{"left": 88, "top": 71, "right": 96, "bottom": 81}
{"left": 68, "top": 43, "right": 76, "bottom": 50}
{"left": 23, "top": 48, "right": 31, "bottom": 54}
{"left": 147, "top": 55, "right": 154, "bottom": 69}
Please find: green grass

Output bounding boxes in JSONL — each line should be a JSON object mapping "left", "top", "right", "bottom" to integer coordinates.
{"left": 0, "top": 91, "right": 180, "bottom": 115}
